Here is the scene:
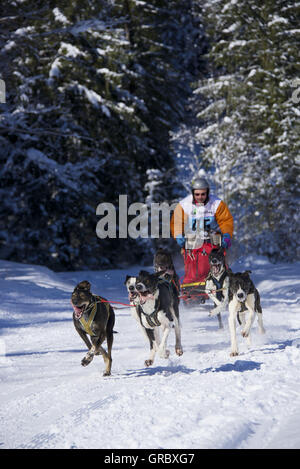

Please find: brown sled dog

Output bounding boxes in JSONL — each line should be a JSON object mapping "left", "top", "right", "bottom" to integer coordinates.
{"left": 71, "top": 280, "right": 115, "bottom": 376}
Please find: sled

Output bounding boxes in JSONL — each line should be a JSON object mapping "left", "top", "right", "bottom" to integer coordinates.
{"left": 180, "top": 232, "right": 223, "bottom": 306}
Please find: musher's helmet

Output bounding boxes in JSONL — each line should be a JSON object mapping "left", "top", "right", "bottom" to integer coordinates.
{"left": 191, "top": 177, "right": 210, "bottom": 202}
{"left": 191, "top": 177, "right": 209, "bottom": 190}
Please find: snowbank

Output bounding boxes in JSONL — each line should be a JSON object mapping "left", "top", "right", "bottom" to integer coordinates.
{"left": 0, "top": 256, "right": 299, "bottom": 449}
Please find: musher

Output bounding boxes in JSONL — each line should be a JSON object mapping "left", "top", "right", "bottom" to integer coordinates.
{"left": 170, "top": 177, "right": 234, "bottom": 300}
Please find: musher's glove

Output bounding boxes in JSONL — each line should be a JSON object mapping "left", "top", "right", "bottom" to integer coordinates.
{"left": 221, "top": 233, "right": 231, "bottom": 249}
{"left": 176, "top": 234, "right": 186, "bottom": 248}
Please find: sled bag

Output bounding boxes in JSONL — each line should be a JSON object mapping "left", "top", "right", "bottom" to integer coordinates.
{"left": 182, "top": 243, "right": 221, "bottom": 284}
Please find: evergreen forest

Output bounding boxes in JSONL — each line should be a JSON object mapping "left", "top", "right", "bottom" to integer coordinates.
{"left": 0, "top": 0, "right": 299, "bottom": 270}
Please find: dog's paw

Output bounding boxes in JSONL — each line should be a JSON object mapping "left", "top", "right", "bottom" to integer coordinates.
{"left": 230, "top": 351, "right": 239, "bottom": 357}
{"left": 241, "top": 329, "right": 249, "bottom": 338}
{"left": 176, "top": 347, "right": 183, "bottom": 356}
{"left": 81, "top": 353, "right": 94, "bottom": 367}
{"left": 145, "top": 359, "right": 154, "bottom": 367}
{"left": 103, "top": 371, "right": 111, "bottom": 377}
{"left": 209, "top": 309, "right": 219, "bottom": 317}
{"left": 158, "top": 349, "right": 170, "bottom": 359}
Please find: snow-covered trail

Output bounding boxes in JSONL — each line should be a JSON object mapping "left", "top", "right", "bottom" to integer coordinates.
{"left": 0, "top": 257, "right": 300, "bottom": 449}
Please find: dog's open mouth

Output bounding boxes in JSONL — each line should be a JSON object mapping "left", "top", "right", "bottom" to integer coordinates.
{"left": 156, "top": 266, "right": 173, "bottom": 275}
{"left": 138, "top": 291, "right": 155, "bottom": 304}
{"left": 71, "top": 301, "right": 87, "bottom": 319}
{"left": 211, "top": 264, "right": 221, "bottom": 275}
{"left": 128, "top": 291, "right": 138, "bottom": 301}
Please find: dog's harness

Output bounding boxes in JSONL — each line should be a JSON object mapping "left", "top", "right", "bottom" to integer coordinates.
{"left": 138, "top": 303, "right": 161, "bottom": 327}
{"left": 138, "top": 279, "right": 173, "bottom": 328}
{"left": 79, "top": 295, "right": 110, "bottom": 336}
{"left": 206, "top": 270, "right": 228, "bottom": 301}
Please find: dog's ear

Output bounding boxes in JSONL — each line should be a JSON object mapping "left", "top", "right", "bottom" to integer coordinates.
{"left": 124, "top": 275, "right": 131, "bottom": 284}
{"left": 139, "top": 270, "right": 150, "bottom": 277}
{"left": 77, "top": 280, "right": 91, "bottom": 291}
{"left": 244, "top": 270, "right": 252, "bottom": 276}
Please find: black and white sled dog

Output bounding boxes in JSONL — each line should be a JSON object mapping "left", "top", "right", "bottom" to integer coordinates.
{"left": 125, "top": 270, "right": 183, "bottom": 367}
{"left": 125, "top": 274, "right": 161, "bottom": 365}
{"left": 227, "top": 270, "right": 265, "bottom": 356}
{"left": 206, "top": 247, "right": 229, "bottom": 329}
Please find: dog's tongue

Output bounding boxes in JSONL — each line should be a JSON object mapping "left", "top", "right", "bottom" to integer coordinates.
{"left": 139, "top": 292, "right": 155, "bottom": 304}
{"left": 71, "top": 300, "right": 83, "bottom": 319}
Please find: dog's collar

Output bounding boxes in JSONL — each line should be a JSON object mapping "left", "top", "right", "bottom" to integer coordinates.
{"left": 207, "top": 270, "right": 228, "bottom": 300}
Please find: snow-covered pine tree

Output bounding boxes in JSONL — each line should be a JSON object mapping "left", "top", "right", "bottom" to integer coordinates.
{"left": 112, "top": 0, "right": 203, "bottom": 176}
{"left": 194, "top": 0, "right": 300, "bottom": 261}
{"left": 117, "top": 0, "right": 204, "bottom": 250}
{"left": 0, "top": 0, "right": 204, "bottom": 268}
{"left": 0, "top": 1, "right": 145, "bottom": 269}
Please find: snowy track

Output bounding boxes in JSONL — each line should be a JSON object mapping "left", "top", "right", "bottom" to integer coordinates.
{"left": 0, "top": 258, "right": 300, "bottom": 449}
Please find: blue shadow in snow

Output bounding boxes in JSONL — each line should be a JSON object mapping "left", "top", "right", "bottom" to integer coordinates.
{"left": 124, "top": 364, "right": 196, "bottom": 378}
{"left": 201, "top": 359, "right": 262, "bottom": 374}
{"left": 5, "top": 348, "right": 85, "bottom": 358}
{"left": 0, "top": 317, "right": 72, "bottom": 331}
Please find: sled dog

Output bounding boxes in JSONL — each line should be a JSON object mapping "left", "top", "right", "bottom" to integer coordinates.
{"left": 227, "top": 271, "right": 265, "bottom": 356}
{"left": 71, "top": 280, "right": 115, "bottom": 376}
{"left": 206, "top": 247, "right": 229, "bottom": 329}
{"left": 125, "top": 270, "right": 183, "bottom": 366}
{"left": 153, "top": 248, "right": 181, "bottom": 303}
{"left": 125, "top": 275, "right": 161, "bottom": 366}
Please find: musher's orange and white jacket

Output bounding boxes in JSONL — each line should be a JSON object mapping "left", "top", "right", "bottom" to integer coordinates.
{"left": 170, "top": 194, "right": 234, "bottom": 240}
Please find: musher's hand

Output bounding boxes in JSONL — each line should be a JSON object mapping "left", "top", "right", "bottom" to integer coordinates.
{"left": 221, "top": 233, "right": 231, "bottom": 249}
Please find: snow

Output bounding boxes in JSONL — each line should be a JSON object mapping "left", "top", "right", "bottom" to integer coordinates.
{"left": 267, "top": 16, "right": 289, "bottom": 27}
{"left": 53, "top": 8, "right": 70, "bottom": 26}
{"left": 49, "top": 58, "right": 61, "bottom": 79}
{"left": 76, "top": 84, "right": 111, "bottom": 116}
{"left": 14, "top": 27, "right": 34, "bottom": 36}
{"left": 59, "top": 43, "right": 86, "bottom": 58}
{"left": 228, "top": 40, "right": 247, "bottom": 50}
{"left": 3, "top": 41, "right": 16, "bottom": 52}
{"left": 0, "top": 256, "right": 300, "bottom": 449}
